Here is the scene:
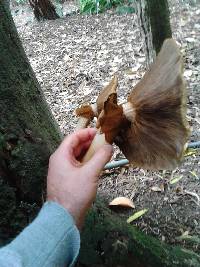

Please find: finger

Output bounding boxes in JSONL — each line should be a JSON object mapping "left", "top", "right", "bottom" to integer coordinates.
{"left": 84, "top": 144, "right": 113, "bottom": 181}
{"left": 74, "top": 139, "right": 92, "bottom": 158}
{"left": 57, "top": 128, "right": 97, "bottom": 156}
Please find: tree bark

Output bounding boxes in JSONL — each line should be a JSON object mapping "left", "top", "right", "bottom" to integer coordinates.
{"left": 0, "top": 0, "right": 62, "bottom": 242}
{"left": 29, "top": 0, "right": 59, "bottom": 21}
{"left": 136, "top": 0, "right": 172, "bottom": 65}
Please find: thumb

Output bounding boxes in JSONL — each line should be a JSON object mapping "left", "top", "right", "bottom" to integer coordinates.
{"left": 84, "top": 144, "right": 113, "bottom": 179}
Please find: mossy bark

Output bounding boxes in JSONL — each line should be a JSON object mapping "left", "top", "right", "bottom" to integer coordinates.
{"left": 77, "top": 199, "right": 200, "bottom": 267}
{"left": 136, "top": 0, "right": 172, "bottom": 64}
{"left": 0, "top": 0, "right": 62, "bottom": 242}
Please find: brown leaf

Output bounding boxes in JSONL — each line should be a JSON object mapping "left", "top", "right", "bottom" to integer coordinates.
{"left": 151, "top": 186, "right": 162, "bottom": 192}
{"left": 109, "top": 197, "right": 135, "bottom": 208}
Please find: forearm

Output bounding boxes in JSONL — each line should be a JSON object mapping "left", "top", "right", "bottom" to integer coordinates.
{"left": 0, "top": 202, "right": 80, "bottom": 267}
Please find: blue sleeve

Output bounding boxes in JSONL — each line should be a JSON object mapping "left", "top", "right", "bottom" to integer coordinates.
{"left": 0, "top": 201, "right": 80, "bottom": 267}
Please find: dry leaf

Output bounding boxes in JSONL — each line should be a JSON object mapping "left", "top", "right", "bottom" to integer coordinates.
{"left": 170, "top": 175, "right": 183, "bottom": 185}
{"left": 63, "top": 54, "right": 72, "bottom": 62}
{"left": 184, "top": 69, "right": 193, "bottom": 77}
{"left": 109, "top": 197, "right": 135, "bottom": 208}
{"left": 189, "top": 171, "right": 199, "bottom": 180}
{"left": 184, "top": 149, "right": 196, "bottom": 157}
{"left": 151, "top": 186, "right": 162, "bottom": 192}
{"left": 176, "top": 186, "right": 183, "bottom": 194}
{"left": 127, "top": 209, "right": 148, "bottom": 223}
{"left": 185, "top": 37, "right": 196, "bottom": 43}
{"left": 176, "top": 232, "right": 200, "bottom": 244}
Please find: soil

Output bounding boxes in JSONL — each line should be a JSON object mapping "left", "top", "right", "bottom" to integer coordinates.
{"left": 11, "top": 0, "right": 200, "bottom": 253}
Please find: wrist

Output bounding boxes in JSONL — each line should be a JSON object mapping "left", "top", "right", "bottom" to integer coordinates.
{"left": 47, "top": 196, "right": 84, "bottom": 230}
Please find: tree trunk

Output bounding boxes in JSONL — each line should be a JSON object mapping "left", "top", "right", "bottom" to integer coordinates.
{"left": 136, "top": 0, "right": 172, "bottom": 65}
{"left": 0, "top": 0, "right": 62, "bottom": 242}
{"left": 29, "top": 0, "right": 59, "bottom": 21}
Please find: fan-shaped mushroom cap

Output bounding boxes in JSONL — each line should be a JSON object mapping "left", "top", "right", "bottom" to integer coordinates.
{"left": 115, "top": 39, "right": 190, "bottom": 169}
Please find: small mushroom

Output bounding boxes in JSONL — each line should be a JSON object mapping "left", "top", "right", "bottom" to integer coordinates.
{"left": 75, "top": 76, "right": 118, "bottom": 130}
{"left": 81, "top": 39, "right": 189, "bottom": 170}
{"left": 75, "top": 104, "right": 97, "bottom": 130}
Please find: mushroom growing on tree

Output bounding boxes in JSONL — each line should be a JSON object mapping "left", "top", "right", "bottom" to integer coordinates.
{"left": 76, "top": 39, "right": 190, "bottom": 170}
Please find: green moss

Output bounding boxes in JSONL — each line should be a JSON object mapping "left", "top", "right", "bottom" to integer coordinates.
{"left": 78, "top": 199, "right": 200, "bottom": 267}
{"left": 0, "top": 181, "right": 37, "bottom": 244}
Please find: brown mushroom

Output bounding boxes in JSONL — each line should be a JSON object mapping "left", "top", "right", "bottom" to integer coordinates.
{"left": 75, "top": 76, "right": 118, "bottom": 129}
{"left": 75, "top": 104, "right": 97, "bottom": 130}
{"left": 81, "top": 39, "right": 190, "bottom": 170}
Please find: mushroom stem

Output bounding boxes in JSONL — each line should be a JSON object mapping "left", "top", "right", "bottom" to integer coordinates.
{"left": 81, "top": 130, "right": 109, "bottom": 163}
{"left": 76, "top": 117, "right": 91, "bottom": 130}
{"left": 122, "top": 102, "right": 136, "bottom": 122}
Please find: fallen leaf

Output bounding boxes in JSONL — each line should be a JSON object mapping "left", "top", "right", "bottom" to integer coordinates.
{"left": 83, "top": 86, "right": 92, "bottom": 96}
{"left": 185, "top": 37, "right": 196, "bottom": 43}
{"left": 109, "top": 197, "right": 135, "bottom": 209}
{"left": 127, "top": 209, "right": 148, "bottom": 223}
{"left": 184, "top": 149, "right": 196, "bottom": 157}
{"left": 176, "top": 186, "right": 183, "bottom": 194}
{"left": 184, "top": 69, "right": 193, "bottom": 77}
{"left": 176, "top": 233, "right": 200, "bottom": 244}
{"left": 113, "top": 56, "right": 123, "bottom": 64}
{"left": 63, "top": 54, "right": 72, "bottom": 62}
{"left": 170, "top": 175, "right": 183, "bottom": 185}
{"left": 182, "top": 231, "right": 189, "bottom": 236}
{"left": 189, "top": 171, "right": 199, "bottom": 180}
{"left": 151, "top": 186, "right": 163, "bottom": 192}
{"left": 138, "top": 57, "right": 145, "bottom": 63}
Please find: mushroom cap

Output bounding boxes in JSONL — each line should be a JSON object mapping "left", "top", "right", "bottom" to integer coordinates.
{"left": 96, "top": 75, "right": 118, "bottom": 114}
{"left": 115, "top": 39, "right": 190, "bottom": 170}
{"left": 97, "top": 93, "right": 126, "bottom": 143}
{"left": 75, "top": 76, "right": 118, "bottom": 127}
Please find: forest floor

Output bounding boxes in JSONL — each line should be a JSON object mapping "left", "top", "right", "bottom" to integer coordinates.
{"left": 11, "top": 0, "right": 200, "bottom": 253}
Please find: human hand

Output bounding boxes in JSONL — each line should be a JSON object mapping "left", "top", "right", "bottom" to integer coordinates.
{"left": 47, "top": 128, "right": 113, "bottom": 229}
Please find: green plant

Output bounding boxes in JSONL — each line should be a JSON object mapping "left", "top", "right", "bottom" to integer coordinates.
{"left": 80, "top": 0, "right": 123, "bottom": 14}
{"left": 54, "top": 0, "right": 63, "bottom": 17}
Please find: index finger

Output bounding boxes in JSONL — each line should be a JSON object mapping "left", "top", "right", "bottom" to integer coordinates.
{"left": 57, "top": 128, "right": 97, "bottom": 157}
